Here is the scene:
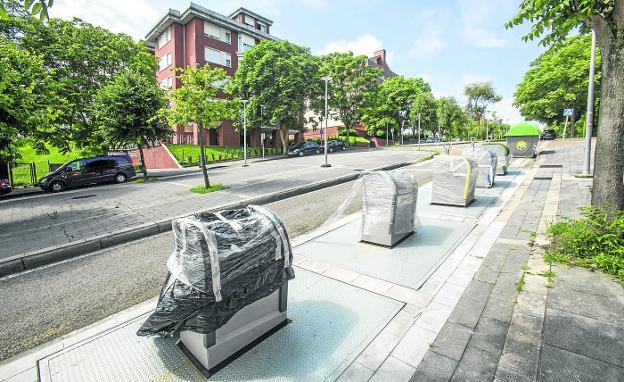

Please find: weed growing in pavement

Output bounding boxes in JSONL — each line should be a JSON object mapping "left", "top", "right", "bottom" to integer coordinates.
{"left": 47, "top": 210, "right": 58, "bottom": 220}
{"left": 546, "top": 206, "right": 624, "bottom": 285}
{"left": 541, "top": 269, "right": 556, "bottom": 288}
{"left": 516, "top": 269, "right": 526, "bottom": 293}
{"left": 190, "top": 184, "right": 227, "bottom": 194}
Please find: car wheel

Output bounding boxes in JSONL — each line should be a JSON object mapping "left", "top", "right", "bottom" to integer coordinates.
{"left": 316, "top": 149, "right": 320, "bottom": 155}
{"left": 49, "top": 181, "right": 66, "bottom": 193}
{"left": 114, "top": 173, "right": 128, "bottom": 183}
{"left": 342, "top": 146, "right": 346, "bottom": 151}
{"left": 299, "top": 151, "right": 304, "bottom": 157}
{"left": 329, "top": 148, "right": 334, "bottom": 153}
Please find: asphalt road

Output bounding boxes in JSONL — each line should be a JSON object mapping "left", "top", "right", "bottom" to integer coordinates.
{"left": 0, "top": 161, "right": 433, "bottom": 361}
{"left": 0, "top": 148, "right": 433, "bottom": 260}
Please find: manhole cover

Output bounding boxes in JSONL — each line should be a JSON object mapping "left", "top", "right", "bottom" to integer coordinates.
{"left": 534, "top": 176, "right": 553, "bottom": 180}
{"left": 539, "top": 164, "right": 562, "bottom": 168}
{"left": 71, "top": 194, "right": 97, "bottom": 200}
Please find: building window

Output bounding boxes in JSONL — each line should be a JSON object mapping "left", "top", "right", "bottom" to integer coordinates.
{"left": 158, "top": 53, "right": 172, "bottom": 72}
{"left": 159, "top": 76, "right": 173, "bottom": 89}
{"left": 243, "top": 14, "right": 254, "bottom": 25}
{"left": 204, "top": 21, "right": 231, "bottom": 44}
{"left": 205, "top": 47, "right": 231, "bottom": 67}
{"left": 157, "top": 27, "right": 171, "bottom": 49}
{"left": 238, "top": 34, "right": 255, "bottom": 53}
{"left": 258, "top": 23, "right": 266, "bottom": 33}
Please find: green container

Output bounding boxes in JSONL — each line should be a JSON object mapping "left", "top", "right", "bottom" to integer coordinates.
{"left": 505, "top": 123, "right": 540, "bottom": 157}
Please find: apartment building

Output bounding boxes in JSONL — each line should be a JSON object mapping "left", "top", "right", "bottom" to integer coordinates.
{"left": 145, "top": 3, "right": 281, "bottom": 147}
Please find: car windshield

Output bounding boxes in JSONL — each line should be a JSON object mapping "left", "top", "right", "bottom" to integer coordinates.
{"left": 62, "top": 159, "right": 81, "bottom": 171}
{"left": 290, "top": 143, "right": 304, "bottom": 150}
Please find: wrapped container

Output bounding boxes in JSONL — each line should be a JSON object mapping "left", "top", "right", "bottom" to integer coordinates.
{"left": 137, "top": 205, "right": 294, "bottom": 374}
{"left": 462, "top": 147, "right": 498, "bottom": 188}
{"left": 431, "top": 156, "right": 478, "bottom": 206}
{"left": 362, "top": 169, "right": 419, "bottom": 247}
{"left": 483, "top": 143, "right": 510, "bottom": 175}
{"left": 505, "top": 123, "right": 540, "bottom": 157}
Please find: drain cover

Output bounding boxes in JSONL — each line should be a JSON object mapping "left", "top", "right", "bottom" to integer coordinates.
{"left": 71, "top": 194, "right": 97, "bottom": 200}
{"left": 539, "top": 164, "right": 562, "bottom": 168}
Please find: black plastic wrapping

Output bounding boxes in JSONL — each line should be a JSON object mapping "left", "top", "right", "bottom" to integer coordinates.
{"left": 137, "top": 205, "right": 294, "bottom": 337}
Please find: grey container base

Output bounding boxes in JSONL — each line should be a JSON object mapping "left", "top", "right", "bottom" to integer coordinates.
{"left": 430, "top": 197, "right": 476, "bottom": 208}
{"left": 361, "top": 230, "right": 414, "bottom": 248}
{"left": 178, "top": 284, "right": 289, "bottom": 377}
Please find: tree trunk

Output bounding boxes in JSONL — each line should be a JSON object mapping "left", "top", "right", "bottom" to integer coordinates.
{"left": 138, "top": 144, "right": 147, "bottom": 180}
{"left": 591, "top": 9, "right": 624, "bottom": 212}
{"left": 345, "top": 125, "right": 350, "bottom": 147}
{"left": 198, "top": 125, "right": 210, "bottom": 188}
{"left": 278, "top": 124, "right": 289, "bottom": 154}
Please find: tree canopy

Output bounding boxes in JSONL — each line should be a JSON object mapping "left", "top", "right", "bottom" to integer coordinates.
{"left": 514, "top": 34, "right": 601, "bottom": 130}
{"left": 318, "top": 52, "right": 381, "bottom": 144}
{"left": 231, "top": 40, "right": 318, "bottom": 153}
{"left": 464, "top": 82, "right": 501, "bottom": 139}
{"left": 92, "top": 70, "right": 171, "bottom": 179}
{"left": 436, "top": 96, "right": 469, "bottom": 139}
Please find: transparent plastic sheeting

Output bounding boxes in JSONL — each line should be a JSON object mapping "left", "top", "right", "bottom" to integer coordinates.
{"left": 431, "top": 155, "right": 478, "bottom": 206}
{"left": 137, "top": 205, "right": 294, "bottom": 337}
{"left": 483, "top": 143, "right": 510, "bottom": 175}
{"left": 362, "top": 170, "right": 420, "bottom": 236}
{"left": 462, "top": 147, "right": 498, "bottom": 188}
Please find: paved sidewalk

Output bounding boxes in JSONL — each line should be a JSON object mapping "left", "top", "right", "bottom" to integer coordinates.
{"left": 410, "top": 141, "right": 624, "bottom": 381}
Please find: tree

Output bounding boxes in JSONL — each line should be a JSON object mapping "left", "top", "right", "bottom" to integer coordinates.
{"left": 92, "top": 70, "right": 171, "bottom": 180}
{"left": 507, "top": 0, "right": 624, "bottom": 212}
{"left": 231, "top": 41, "right": 318, "bottom": 154}
{"left": 436, "top": 97, "right": 469, "bottom": 140}
{"left": 166, "top": 66, "right": 235, "bottom": 188}
{"left": 0, "top": 16, "right": 156, "bottom": 152}
{"left": 361, "top": 76, "right": 431, "bottom": 140}
{"left": 0, "top": 0, "right": 51, "bottom": 20}
{"left": 318, "top": 52, "right": 381, "bottom": 145}
{"left": 514, "top": 34, "right": 601, "bottom": 135}
{"left": 409, "top": 91, "right": 437, "bottom": 139}
{"left": 0, "top": 37, "right": 57, "bottom": 160}
{"left": 464, "top": 82, "right": 501, "bottom": 139}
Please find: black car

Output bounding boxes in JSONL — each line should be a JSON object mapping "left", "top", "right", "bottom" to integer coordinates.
{"left": 287, "top": 141, "right": 321, "bottom": 157}
{"left": 38, "top": 155, "right": 136, "bottom": 192}
{"left": 540, "top": 130, "right": 556, "bottom": 140}
{"left": 0, "top": 179, "right": 10, "bottom": 195}
{"left": 322, "top": 140, "right": 347, "bottom": 153}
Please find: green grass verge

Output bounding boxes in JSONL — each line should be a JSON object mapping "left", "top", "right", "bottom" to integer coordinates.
{"left": 167, "top": 144, "right": 281, "bottom": 166}
{"left": 11, "top": 144, "right": 95, "bottom": 185}
{"left": 189, "top": 183, "right": 227, "bottom": 194}
{"left": 546, "top": 206, "right": 624, "bottom": 285}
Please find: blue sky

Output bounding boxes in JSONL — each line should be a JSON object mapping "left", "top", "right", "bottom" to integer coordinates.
{"left": 51, "top": 0, "right": 544, "bottom": 123}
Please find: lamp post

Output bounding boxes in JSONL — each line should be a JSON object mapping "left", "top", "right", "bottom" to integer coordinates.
{"left": 582, "top": 28, "right": 596, "bottom": 176}
{"left": 241, "top": 99, "right": 249, "bottom": 167}
{"left": 320, "top": 76, "right": 332, "bottom": 168}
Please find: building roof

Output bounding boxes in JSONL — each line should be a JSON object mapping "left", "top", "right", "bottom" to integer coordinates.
{"left": 144, "top": 2, "right": 279, "bottom": 47}
{"left": 228, "top": 7, "right": 274, "bottom": 26}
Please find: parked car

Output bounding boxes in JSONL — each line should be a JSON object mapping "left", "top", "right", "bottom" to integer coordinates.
{"left": 0, "top": 179, "right": 11, "bottom": 195}
{"left": 287, "top": 141, "right": 321, "bottom": 157}
{"left": 38, "top": 155, "right": 136, "bottom": 192}
{"left": 540, "top": 129, "right": 556, "bottom": 140}
{"left": 320, "top": 140, "right": 347, "bottom": 153}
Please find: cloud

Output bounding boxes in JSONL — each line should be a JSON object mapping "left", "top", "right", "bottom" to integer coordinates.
{"left": 462, "top": 28, "right": 507, "bottom": 47}
{"left": 410, "top": 29, "right": 444, "bottom": 56}
{"left": 319, "top": 34, "right": 384, "bottom": 56}
{"left": 52, "top": 0, "right": 160, "bottom": 40}
{"left": 490, "top": 98, "right": 524, "bottom": 124}
{"left": 406, "top": 7, "right": 450, "bottom": 58}
{"left": 461, "top": 74, "right": 494, "bottom": 86}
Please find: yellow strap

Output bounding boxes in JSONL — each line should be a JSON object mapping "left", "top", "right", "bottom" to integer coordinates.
{"left": 463, "top": 158, "right": 471, "bottom": 200}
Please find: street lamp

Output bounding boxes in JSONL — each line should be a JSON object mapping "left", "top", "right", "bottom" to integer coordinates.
{"left": 320, "top": 76, "right": 332, "bottom": 168}
{"left": 241, "top": 99, "right": 249, "bottom": 167}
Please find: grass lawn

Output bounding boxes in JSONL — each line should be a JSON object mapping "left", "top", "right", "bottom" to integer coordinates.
{"left": 11, "top": 145, "right": 94, "bottom": 185}
{"left": 189, "top": 183, "right": 227, "bottom": 194}
{"left": 167, "top": 144, "right": 281, "bottom": 166}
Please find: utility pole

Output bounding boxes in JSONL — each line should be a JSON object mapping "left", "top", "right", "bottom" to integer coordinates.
{"left": 241, "top": 99, "right": 249, "bottom": 167}
{"left": 320, "top": 76, "right": 332, "bottom": 168}
{"left": 583, "top": 28, "right": 596, "bottom": 176}
{"left": 417, "top": 112, "right": 421, "bottom": 151}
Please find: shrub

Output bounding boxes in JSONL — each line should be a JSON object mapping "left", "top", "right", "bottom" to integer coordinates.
{"left": 338, "top": 128, "right": 359, "bottom": 137}
{"left": 189, "top": 183, "right": 227, "bottom": 194}
{"left": 546, "top": 206, "right": 624, "bottom": 284}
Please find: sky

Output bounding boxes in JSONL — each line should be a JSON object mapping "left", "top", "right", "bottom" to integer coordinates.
{"left": 50, "top": 0, "right": 545, "bottom": 124}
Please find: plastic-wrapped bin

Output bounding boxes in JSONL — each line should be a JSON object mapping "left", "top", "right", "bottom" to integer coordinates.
{"left": 431, "top": 156, "right": 478, "bottom": 206}
{"left": 462, "top": 147, "right": 498, "bottom": 188}
{"left": 362, "top": 170, "right": 419, "bottom": 247}
{"left": 137, "top": 205, "right": 294, "bottom": 374}
{"left": 483, "top": 143, "right": 510, "bottom": 175}
{"left": 505, "top": 123, "right": 540, "bottom": 157}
